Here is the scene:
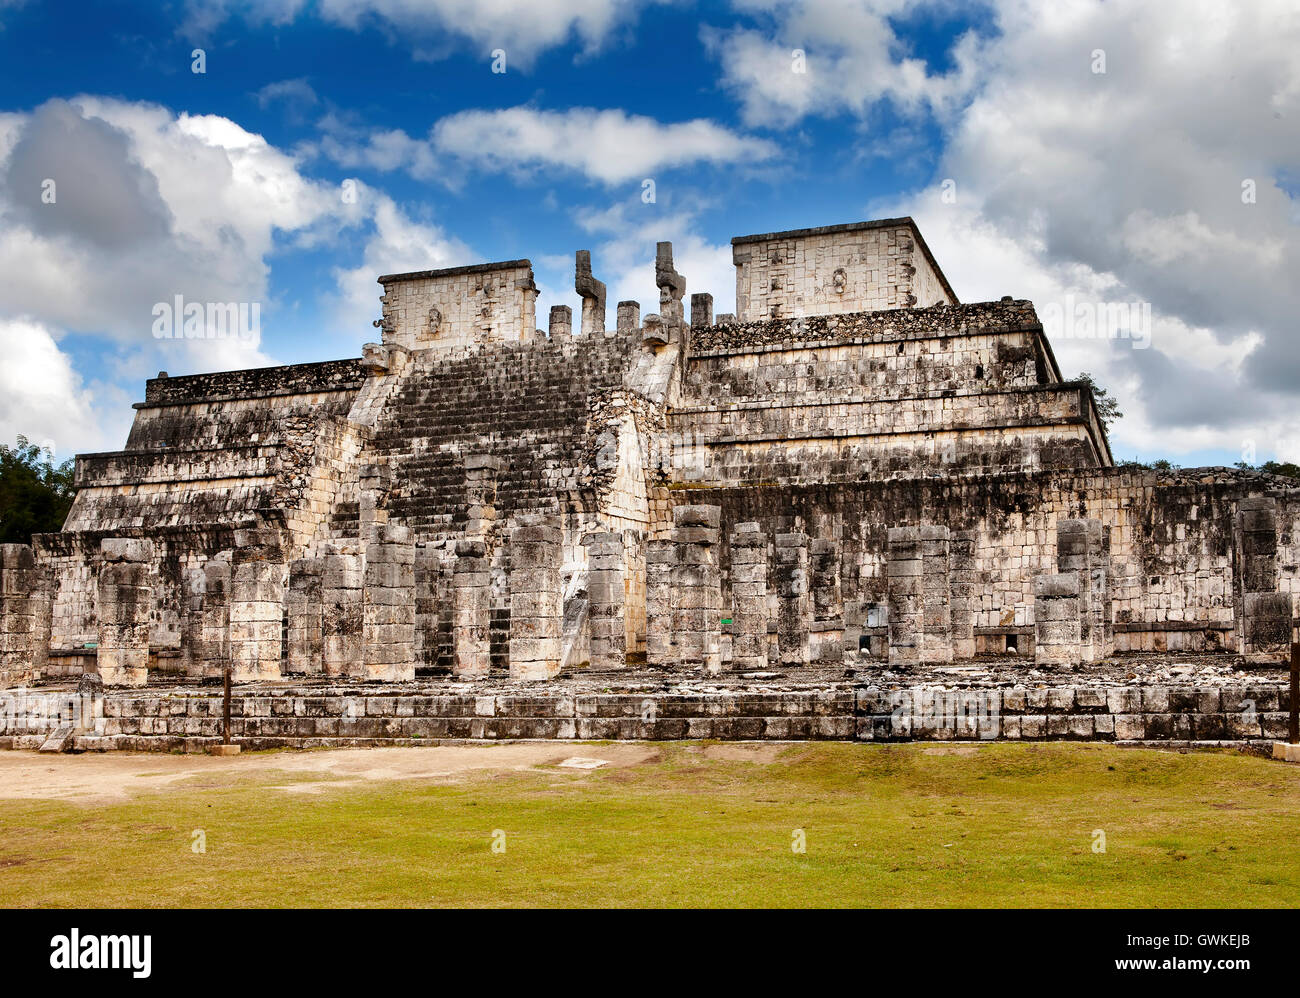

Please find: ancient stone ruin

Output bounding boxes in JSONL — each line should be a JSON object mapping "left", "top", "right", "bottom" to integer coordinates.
{"left": 2, "top": 217, "right": 1296, "bottom": 749}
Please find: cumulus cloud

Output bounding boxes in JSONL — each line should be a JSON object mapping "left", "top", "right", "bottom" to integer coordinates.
{"left": 0, "top": 318, "right": 124, "bottom": 456}
{"left": 704, "top": 0, "right": 986, "bottom": 127}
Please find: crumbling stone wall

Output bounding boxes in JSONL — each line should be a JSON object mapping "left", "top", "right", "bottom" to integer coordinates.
{"left": 731, "top": 218, "right": 956, "bottom": 321}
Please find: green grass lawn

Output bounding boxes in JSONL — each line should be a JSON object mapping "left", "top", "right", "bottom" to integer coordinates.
{"left": 1, "top": 742, "right": 1297, "bottom": 907}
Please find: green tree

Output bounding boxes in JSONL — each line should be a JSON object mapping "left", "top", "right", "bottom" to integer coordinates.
{"left": 1075, "top": 372, "right": 1123, "bottom": 430}
{"left": 0, "top": 436, "right": 75, "bottom": 544}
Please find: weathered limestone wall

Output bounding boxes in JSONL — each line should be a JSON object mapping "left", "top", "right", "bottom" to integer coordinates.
{"left": 7, "top": 680, "right": 1287, "bottom": 752}
{"left": 701, "top": 467, "right": 1300, "bottom": 660}
{"left": 673, "top": 301, "right": 1109, "bottom": 484}
{"left": 377, "top": 260, "right": 538, "bottom": 352}
{"left": 731, "top": 219, "right": 957, "bottom": 322}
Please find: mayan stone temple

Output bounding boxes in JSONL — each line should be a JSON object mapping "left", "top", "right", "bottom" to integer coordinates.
{"left": 1, "top": 217, "right": 1296, "bottom": 750}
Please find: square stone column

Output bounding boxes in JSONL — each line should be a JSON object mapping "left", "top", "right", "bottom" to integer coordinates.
{"left": 362, "top": 523, "right": 416, "bottom": 682}
{"left": 887, "top": 525, "right": 953, "bottom": 668}
{"left": 414, "top": 543, "right": 442, "bottom": 672}
{"left": 919, "top": 526, "right": 953, "bottom": 664}
{"left": 949, "top": 530, "right": 977, "bottom": 660}
{"left": 1056, "top": 518, "right": 1107, "bottom": 663}
{"left": 96, "top": 538, "right": 154, "bottom": 687}
{"left": 584, "top": 531, "right": 627, "bottom": 671}
{"left": 321, "top": 544, "right": 363, "bottom": 678}
{"left": 509, "top": 515, "right": 563, "bottom": 681}
{"left": 616, "top": 300, "right": 640, "bottom": 333}
{"left": 199, "top": 553, "right": 231, "bottom": 679}
{"left": 1035, "top": 572, "right": 1082, "bottom": 668}
{"left": 645, "top": 539, "right": 677, "bottom": 668}
{"left": 286, "top": 556, "right": 324, "bottom": 674}
{"left": 1233, "top": 497, "right": 1291, "bottom": 662}
{"left": 452, "top": 538, "right": 491, "bottom": 679}
{"left": 1, "top": 544, "right": 45, "bottom": 688}
{"left": 810, "top": 537, "right": 843, "bottom": 665}
{"left": 886, "top": 527, "right": 922, "bottom": 668}
{"left": 729, "top": 523, "right": 768, "bottom": 672}
{"left": 548, "top": 305, "right": 572, "bottom": 340}
{"left": 672, "top": 505, "right": 721, "bottom": 674}
{"left": 775, "top": 532, "right": 810, "bottom": 667}
{"left": 230, "top": 530, "right": 285, "bottom": 683}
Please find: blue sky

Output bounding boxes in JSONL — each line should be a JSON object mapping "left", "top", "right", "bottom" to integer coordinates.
{"left": 0, "top": 0, "right": 1298, "bottom": 470}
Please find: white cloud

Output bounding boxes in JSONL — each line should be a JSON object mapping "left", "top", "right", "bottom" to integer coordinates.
{"left": 311, "top": 105, "right": 778, "bottom": 187}
{"left": 705, "top": 0, "right": 985, "bottom": 127}
{"left": 331, "top": 189, "right": 474, "bottom": 335}
{"left": 432, "top": 107, "right": 778, "bottom": 185}
{"left": 182, "top": 0, "right": 654, "bottom": 67}
{"left": 0, "top": 318, "right": 123, "bottom": 457}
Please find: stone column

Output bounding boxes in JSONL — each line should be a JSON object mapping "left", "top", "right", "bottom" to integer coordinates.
{"left": 229, "top": 530, "right": 284, "bottom": 683}
{"left": 775, "top": 532, "right": 810, "bottom": 667}
{"left": 509, "top": 515, "right": 563, "bottom": 681}
{"left": 358, "top": 463, "right": 391, "bottom": 544}
{"left": 1233, "top": 497, "right": 1291, "bottom": 662}
{"left": 96, "top": 538, "right": 153, "bottom": 688}
{"left": 464, "top": 454, "right": 502, "bottom": 540}
{"left": 1056, "top": 518, "right": 1106, "bottom": 663}
{"left": 548, "top": 305, "right": 572, "bottom": 341}
{"left": 321, "top": 544, "right": 363, "bottom": 678}
{"left": 1035, "top": 573, "right": 1082, "bottom": 668}
{"left": 950, "top": 530, "right": 977, "bottom": 660}
{"left": 362, "top": 523, "right": 416, "bottom": 682}
{"left": 810, "top": 537, "right": 843, "bottom": 665}
{"left": 729, "top": 524, "right": 768, "bottom": 672}
{"left": 575, "top": 249, "right": 607, "bottom": 336}
{"left": 887, "top": 526, "right": 952, "bottom": 668}
{"left": 199, "top": 553, "right": 231, "bottom": 679}
{"left": 616, "top": 300, "right": 640, "bottom": 334}
{"left": 180, "top": 565, "right": 205, "bottom": 678}
{"left": 1, "top": 544, "right": 45, "bottom": 688}
{"left": 672, "top": 505, "right": 721, "bottom": 674}
{"left": 452, "top": 538, "right": 491, "bottom": 679}
{"left": 690, "top": 292, "right": 713, "bottom": 328}
{"left": 919, "top": 526, "right": 953, "bottom": 664}
{"left": 414, "top": 543, "right": 441, "bottom": 673}
{"left": 286, "top": 556, "right": 324, "bottom": 674}
{"left": 645, "top": 538, "right": 677, "bottom": 668}
{"left": 584, "top": 531, "right": 626, "bottom": 671}
{"left": 887, "top": 527, "right": 922, "bottom": 669}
